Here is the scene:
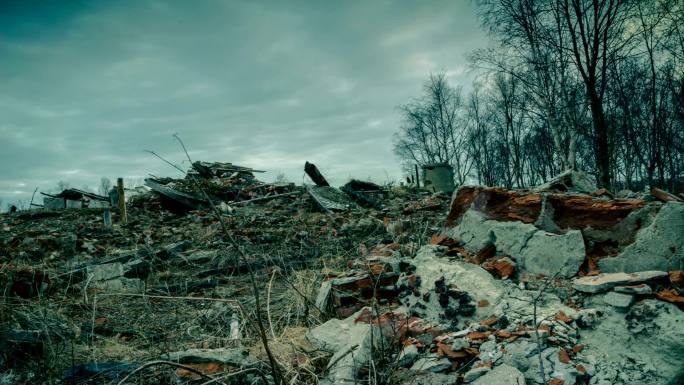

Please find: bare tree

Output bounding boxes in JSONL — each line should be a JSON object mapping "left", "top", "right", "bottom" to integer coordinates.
{"left": 560, "top": 0, "right": 633, "bottom": 188}
{"left": 99, "top": 177, "right": 112, "bottom": 196}
{"left": 394, "top": 73, "right": 473, "bottom": 184}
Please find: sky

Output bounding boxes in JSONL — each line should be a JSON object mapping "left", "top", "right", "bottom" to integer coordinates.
{"left": 0, "top": 0, "right": 488, "bottom": 209}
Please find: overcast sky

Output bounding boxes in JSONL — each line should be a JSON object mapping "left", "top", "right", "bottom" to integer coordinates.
{"left": 0, "top": 0, "right": 487, "bottom": 209}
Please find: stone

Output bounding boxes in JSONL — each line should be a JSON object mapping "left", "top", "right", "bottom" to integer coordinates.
{"left": 572, "top": 271, "right": 668, "bottom": 293}
{"left": 89, "top": 278, "right": 144, "bottom": 293}
{"left": 463, "top": 366, "right": 490, "bottom": 382}
{"left": 395, "top": 372, "right": 457, "bottom": 385}
{"left": 579, "top": 299, "right": 684, "bottom": 384}
{"left": 599, "top": 202, "right": 684, "bottom": 273}
{"left": 602, "top": 292, "right": 635, "bottom": 311}
{"left": 614, "top": 284, "right": 652, "bottom": 295}
{"left": 406, "top": 246, "right": 504, "bottom": 322}
{"left": 162, "top": 348, "right": 256, "bottom": 367}
{"left": 575, "top": 309, "right": 603, "bottom": 329}
{"left": 451, "top": 338, "right": 468, "bottom": 351}
{"left": 518, "top": 229, "right": 585, "bottom": 278}
{"left": 86, "top": 263, "right": 124, "bottom": 281}
{"left": 446, "top": 210, "right": 585, "bottom": 278}
{"left": 410, "top": 355, "right": 452, "bottom": 373}
{"left": 397, "top": 344, "right": 418, "bottom": 367}
{"left": 307, "top": 307, "right": 378, "bottom": 384}
{"left": 501, "top": 340, "right": 536, "bottom": 372}
{"left": 533, "top": 169, "right": 597, "bottom": 195}
{"left": 472, "top": 364, "right": 526, "bottom": 385}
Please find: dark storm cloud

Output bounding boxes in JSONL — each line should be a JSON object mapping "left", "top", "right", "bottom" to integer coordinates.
{"left": 0, "top": 0, "right": 487, "bottom": 208}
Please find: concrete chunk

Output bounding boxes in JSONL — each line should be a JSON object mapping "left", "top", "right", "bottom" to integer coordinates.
{"left": 471, "top": 364, "right": 525, "bottom": 385}
{"left": 86, "top": 263, "right": 124, "bottom": 281}
{"left": 603, "top": 291, "right": 634, "bottom": 311}
{"left": 599, "top": 202, "right": 684, "bottom": 273}
{"left": 518, "top": 229, "right": 585, "bottom": 278}
{"left": 572, "top": 271, "right": 668, "bottom": 293}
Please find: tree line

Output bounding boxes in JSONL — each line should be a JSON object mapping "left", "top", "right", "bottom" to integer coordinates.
{"left": 394, "top": 0, "right": 684, "bottom": 191}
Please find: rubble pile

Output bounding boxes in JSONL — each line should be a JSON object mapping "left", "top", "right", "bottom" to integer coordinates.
{"left": 1, "top": 167, "right": 682, "bottom": 385}
{"left": 309, "top": 170, "right": 684, "bottom": 385}
{"left": 0, "top": 161, "right": 451, "bottom": 384}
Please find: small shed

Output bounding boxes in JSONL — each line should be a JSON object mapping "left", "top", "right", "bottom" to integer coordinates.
{"left": 422, "top": 163, "right": 455, "bottom": 194}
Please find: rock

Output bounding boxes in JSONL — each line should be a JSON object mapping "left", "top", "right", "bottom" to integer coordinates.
{"left": 89, "top": 278, "right": 144, "bottom": 293}
{"left": 602, "top": 292, "right": 634, "bottom": 311}
{"left": 614, "top": 284, "right": 652, "bottom": 295}
{"left": 162, "top": 348, "right": 255, "bottom": 366}
{"left": 397, "top": 344, "right": 419, "bottom": 367}
{"left": 572, "top": 271, "right": 668, "bottom": 293}
{"left": 579, "top": 299, "right": 684, "bottom": 384}
{"left": 315, "top": 280, "right": 332, "bottom": 311}
{"left": 122, "top": 259, "right": 150, "bottom": 279}
{"left": 410, "top": 355, "right": 452, "bottom": 373}
{"left": 446, "top": 210, "right": 585, "bottom": 278}
{"left": 395, "top": 372, "right": 457, "bottom": 385}
{"left": 599, "top": 202, "right": 684, "bottom": 273}
{"left": 86, "top": 263, "right": 124, "bottom": 281}
{"left": 307, "top": 307, "right": 377, "bottom": 383}
{"left": 575, "top": 309, "right": 603, "bottom": 329}
{"left": 472, "top": 364, "right": 525, "bottom": 385}
{"left": 533, "top": 170, "right": 597, "bottom": 195}
{"left": 518, "top": 229, "right": 585, "bottom": 278}
{"left": 483, "top": 257, "right": 516, "bottom": 279}
{"left": 463, "top": 366, "right": 490, "bottom": 382}
{"left": 405, "top": 246, "right": 504, "bottom": 322}
{"left": 501, "top": 340, "right": 536, "bottom": 372}
{"left": 446, "top": 186, "right": 645, "bottom": 230}
{"left": 451, "top": 338, "right": 469, "bottom": 351}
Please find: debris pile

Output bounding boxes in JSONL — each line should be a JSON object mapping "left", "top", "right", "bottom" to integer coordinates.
{"left": 309, "top": 170, "right": 684, "bottom": 385}
{"left": 1, "top": 167, "right": 683, "bottom": 385}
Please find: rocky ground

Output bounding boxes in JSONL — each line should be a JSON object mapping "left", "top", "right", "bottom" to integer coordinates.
{"left": 1, "top": 168, "right": 683, "bottom": 385}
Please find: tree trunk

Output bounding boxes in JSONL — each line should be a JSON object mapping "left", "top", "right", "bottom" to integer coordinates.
{"left": 588, "top": 92, "right": 611, "bottom": 188}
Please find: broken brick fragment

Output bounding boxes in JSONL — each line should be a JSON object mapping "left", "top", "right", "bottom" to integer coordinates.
{"left": 559, "top": 348, "right": 570, "bottom": 364}
{"left": 483, "top": 258, "right": 516, "bottom": 279}
{"left": 548, "top": 378, "right": 565, "bottom": 385}
{"left": 669, "top": 271, "right": 684, "bottom": 287}
{"left": 554, "top": 311, "right": 572, "bottom": 323}
{"left": 656, "top": 288, "right": 684, "bottom": 304}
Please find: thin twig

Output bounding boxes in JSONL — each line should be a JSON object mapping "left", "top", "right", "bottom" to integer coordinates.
{"left": 148, "top": 135, "right": 284, "bottom": 384}
{"left": 115, "top": 360, "right": 225, "bottom": 385}
{"left": 197, "top": 367, "right": 259, "bottom": 385}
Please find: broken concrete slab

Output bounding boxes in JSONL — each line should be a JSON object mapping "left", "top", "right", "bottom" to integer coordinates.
{"left": 445, "top": 209, "right": 585, "bottom": 278}
{"left": 410, "top": 355, "right": 452, "bottom": 373}
{"left": 86, "top": 263, "right": 124, "bottom": 282}
{"left": 162, "top": 347, "right": 256, "bottom": 366}
{"left": 405, "top": 245, "right": 504, "bottom": 321}
{"left": 579, "top": 299, "right": 684, "bottom": 385}
{"left": 471, "top": 364, "right": 525, "bottom": 385}
{"left": 614, "top": 284, "right": 652, "bottom": 295}
{"left": 598, "top": 202, "right": 684, "bottom": 273}
{"left": 518, "top": 229, "right": 585, "bottom": 278}
{"left": 307, "top": 308, "right": 375, "bottom": 384}
{"left": 306, "top": 185, "right": 356, "bottom": 212}
{"left": 304, "top": 161, "right": 330, "bottom": 187}
{"left": 533, "top": 169, "right": 597, "bottom": 195}
{"left": 602, "top": 291, "right": 634, "bottom": 311}
{"left": 89, "top": 277, "right": 144, "bottom": 293}
{"left": 572, "top": 271, "right": 668, "bottom": 293}
{"left": 447, "top": 186, "right": 646, "bottom": 230}
{"left": 463, "top": 365, "right": 490, "bottom": 382}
